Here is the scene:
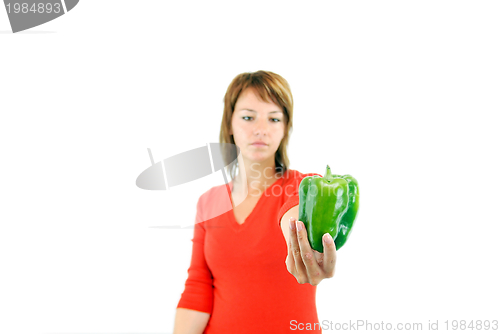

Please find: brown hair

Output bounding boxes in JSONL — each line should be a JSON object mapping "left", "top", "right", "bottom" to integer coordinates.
{"left": 219, "top": 70, "right": 294, "bottom": 181}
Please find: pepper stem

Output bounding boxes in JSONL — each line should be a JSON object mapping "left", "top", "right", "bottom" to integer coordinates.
{"left": 325, "top": 164, "right": 334, "bottom": 182}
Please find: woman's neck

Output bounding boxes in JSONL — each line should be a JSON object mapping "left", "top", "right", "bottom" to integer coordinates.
{"left": 232, "top": 159, "right": 281, "bottom": 196}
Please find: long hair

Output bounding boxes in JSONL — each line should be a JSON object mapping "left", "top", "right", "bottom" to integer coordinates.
{"left": 219, "top": 70, "right": 294, "bottom": 181}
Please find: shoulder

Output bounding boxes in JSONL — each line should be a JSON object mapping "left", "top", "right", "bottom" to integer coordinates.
{"left": 281, "top": 169, "right": 323, "bottom": 185}
{"left": 194, "top": 183, "right": 233, "bottom": 223}
{"left": 276, "top": 169, "right": 323, "bottom": 200}
{"left": 196, "top": 183, "right": 230, "bottom": 207}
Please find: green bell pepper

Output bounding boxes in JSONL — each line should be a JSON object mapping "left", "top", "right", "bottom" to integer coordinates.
{"left": 298, "top": 165, "right": 359, "bottom": 252}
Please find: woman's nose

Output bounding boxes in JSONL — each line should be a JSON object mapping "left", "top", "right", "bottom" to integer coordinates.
{"left": 253, "top": 118, "right": 268, "bottom": 135}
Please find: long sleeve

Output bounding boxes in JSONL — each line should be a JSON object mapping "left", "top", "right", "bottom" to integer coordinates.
{"left": 176, "top": 196, "right": 214, "bottom": 313}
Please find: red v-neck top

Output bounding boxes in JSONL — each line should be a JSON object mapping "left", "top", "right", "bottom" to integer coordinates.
{"left": 176, "top": 169, "right": 323, "bottom": 333}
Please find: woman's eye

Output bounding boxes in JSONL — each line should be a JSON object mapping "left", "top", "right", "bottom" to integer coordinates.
{"left": 242, "top": 116, "right": 280, "bottom": 122}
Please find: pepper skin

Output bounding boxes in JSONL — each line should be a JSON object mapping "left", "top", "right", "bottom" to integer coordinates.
{"left": 298, "top": 165, "right": 359, "bottom": 252}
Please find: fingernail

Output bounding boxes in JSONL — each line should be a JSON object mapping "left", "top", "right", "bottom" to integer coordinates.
{"left": 296, "top": 221, "right": 303, "bottom": 231}
{"left": 289, "top": 217, "right": 296, "bottom": 230}
{"left": 324, "top": 233, "right": 333, "bottom": 245}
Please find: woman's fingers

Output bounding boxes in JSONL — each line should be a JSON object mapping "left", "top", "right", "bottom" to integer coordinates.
{"left": 288, "top": 217, "right": 308, "bottom": 283}
{"left": 322, "top": 233, "right": 337, "bottom": 278}
{"left": 287, "top": 217, "right": 337, "bottom": 285}
{"left": 295, "top": 219, "right": 323, "bottom": 285}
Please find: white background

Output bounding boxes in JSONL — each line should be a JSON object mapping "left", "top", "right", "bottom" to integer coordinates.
{"left": 1, "top": 1, "right": 499, "bottom": 333}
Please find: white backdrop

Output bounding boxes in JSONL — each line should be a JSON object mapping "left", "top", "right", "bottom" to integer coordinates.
{"left": 1, "top": 1, "right": 499, "bottom": 333}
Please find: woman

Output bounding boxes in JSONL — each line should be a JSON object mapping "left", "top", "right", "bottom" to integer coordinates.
{"left": 174, "top": 71, "right": 337, "bottom": 333}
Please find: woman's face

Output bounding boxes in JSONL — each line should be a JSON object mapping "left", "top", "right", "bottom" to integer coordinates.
{"left": 230, "top": 88, "right": 285, "bottom": 167}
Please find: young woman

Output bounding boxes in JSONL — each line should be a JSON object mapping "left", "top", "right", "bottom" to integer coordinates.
{"left": 173, "top": 71, "right": 337, "bottom": 334}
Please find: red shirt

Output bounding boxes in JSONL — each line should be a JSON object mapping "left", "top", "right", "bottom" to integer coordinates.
{"left": 177, "top": 169, "right": 323, "bottom": 333}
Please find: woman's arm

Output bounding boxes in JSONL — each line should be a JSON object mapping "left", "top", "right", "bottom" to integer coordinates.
{"left": 175, "top": 195, "right": 213, "bottom": 333}
{"left": 280, "top": 205, "right": 299, "bottom": 246}
{"left": 173, "top": 308, "right": 210, "bottom": 334}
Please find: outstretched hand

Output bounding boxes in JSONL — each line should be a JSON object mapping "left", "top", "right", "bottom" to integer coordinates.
{"left": 285, "top": 217, "right": 337, "bottom": 286}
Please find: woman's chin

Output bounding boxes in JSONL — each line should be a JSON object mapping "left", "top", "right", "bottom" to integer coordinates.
{"left": 242, "top": 155, "right": 273, "bottom": 165}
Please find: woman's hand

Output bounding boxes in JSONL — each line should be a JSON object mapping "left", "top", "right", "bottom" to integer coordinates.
{"left": 285, "top": 217, "right": 337, "bottom": 286}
